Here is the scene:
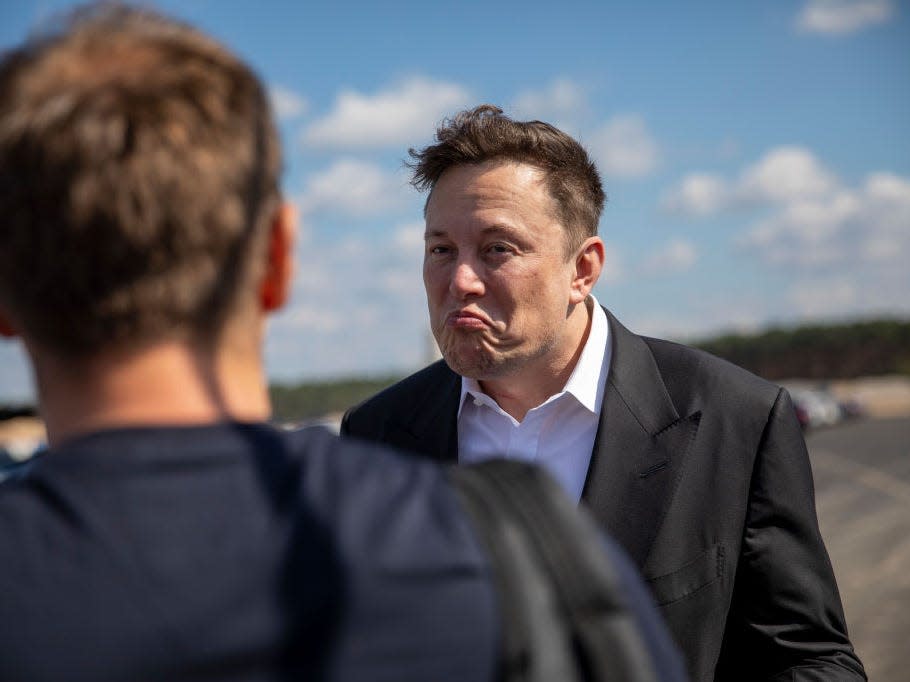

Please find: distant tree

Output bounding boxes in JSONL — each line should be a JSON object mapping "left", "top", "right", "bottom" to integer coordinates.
{"left": 269, "top": 376, "right": 402, "bottom": 422}
{"left": 0, "top": 405, "right": 38, "bottom": 422}
{"left": 694, "top": 318, "right": 910, "bottom": 380}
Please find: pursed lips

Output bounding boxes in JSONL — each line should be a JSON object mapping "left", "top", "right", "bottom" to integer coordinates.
{"left": 446, "top": 309, "right": 490, "bottom": 331}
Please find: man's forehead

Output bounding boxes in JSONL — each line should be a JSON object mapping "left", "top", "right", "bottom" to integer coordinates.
{"left": 436, "top": 159, "right": 546, "bottom": 189}
{"left": 426, "top": 161, "right": 551, "bottom": 215}
{"left": 422, "top": 160, "right": 546, "bottom": 218}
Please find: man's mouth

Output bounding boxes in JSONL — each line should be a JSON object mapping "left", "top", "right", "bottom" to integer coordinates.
{"left": 446, "top": 310, "right": 489, "bottom": 331}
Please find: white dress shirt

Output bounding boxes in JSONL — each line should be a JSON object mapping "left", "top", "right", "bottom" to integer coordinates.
{"left": 457, "top": 297, "right": 611, "bottom": 502}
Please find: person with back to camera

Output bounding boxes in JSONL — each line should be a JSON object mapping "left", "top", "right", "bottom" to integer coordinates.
{"left": 342, "top": 104, "right": 867, "bottom": 681}
{"left": 0, "top": 4, "right": 686, "bottom": 681}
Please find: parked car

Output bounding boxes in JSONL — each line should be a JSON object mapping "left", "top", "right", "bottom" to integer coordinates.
{"left": 789, "top": 387, "right": 843, "bottom": 429}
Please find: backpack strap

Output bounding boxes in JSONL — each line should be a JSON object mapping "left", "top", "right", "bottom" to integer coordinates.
{"left": 450, "top": 459, "right": 659, "bottom": 682}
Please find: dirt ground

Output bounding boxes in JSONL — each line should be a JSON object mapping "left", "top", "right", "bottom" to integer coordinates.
{"left": 828, "top": 375, "right": 910, "bottom": 419}
{"left": 807, "top": 417, "right": 910, "bottom": 682}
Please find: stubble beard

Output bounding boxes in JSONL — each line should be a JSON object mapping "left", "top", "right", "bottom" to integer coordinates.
{"left": 435, "top": 326, "right": 561, "bottom": 382}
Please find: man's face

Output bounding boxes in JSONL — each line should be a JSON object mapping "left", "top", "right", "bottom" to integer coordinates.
{"left": 423, "top": 161, "right": 581, "bottom": 381}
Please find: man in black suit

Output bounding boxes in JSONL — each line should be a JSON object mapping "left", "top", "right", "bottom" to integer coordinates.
{"left": 342, "top": 105, "right": 866, "bottom": 681}
{"left": 0, "top": 9, "right": 686, "bottom": 681}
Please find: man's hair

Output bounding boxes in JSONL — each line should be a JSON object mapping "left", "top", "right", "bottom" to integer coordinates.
{"left": 0, "top": 3, "right": 281, "bottom": 356}
{"left": 409, "top": 104, "right": 605, "bottom": 255}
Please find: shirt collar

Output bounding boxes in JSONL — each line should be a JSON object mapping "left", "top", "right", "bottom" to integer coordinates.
{"left": 458, "top": 376, "right": 488, "bottom": 419}
{"left": 457, "top": 295, "right": 610, "bottom": 417}
{"left": 562, "top": 296, "right": 609, "bottom": 414}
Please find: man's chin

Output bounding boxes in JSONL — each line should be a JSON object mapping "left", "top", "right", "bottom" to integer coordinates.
{"left": 440, "top": 348, "right": 506, "bottom": 381}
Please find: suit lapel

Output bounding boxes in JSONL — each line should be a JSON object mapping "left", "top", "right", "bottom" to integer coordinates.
{"left": 384, "top": 361, "right": 460, "bottom": 463}
{"left": 582, "top": 310, "right": 701, "bottom": 568}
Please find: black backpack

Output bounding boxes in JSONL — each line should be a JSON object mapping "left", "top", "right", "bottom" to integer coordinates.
{"left": 450, "top": 459, "right": 661, "bottom": 682}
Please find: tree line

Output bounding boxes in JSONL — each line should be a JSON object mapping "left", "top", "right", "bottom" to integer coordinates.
{"left": 692, "top": 318, "right": 910, "bottom": 381}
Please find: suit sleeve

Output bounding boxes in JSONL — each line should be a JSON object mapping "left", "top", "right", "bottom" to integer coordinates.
{"left": 715, "top": 388, "right": 866, "bottom": 680}
{"left": 339, "top": 409, "right": 353, "bottom": 436}
{"left": 340, "top": 400, "right": 383, "bottom": 442}
{"left": 340, "top": 403, "right": 374, "bottom": 439}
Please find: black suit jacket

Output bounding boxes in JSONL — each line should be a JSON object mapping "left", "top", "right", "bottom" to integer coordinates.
{"left": 342, "top": 310, "right": 866, "bottom": 681}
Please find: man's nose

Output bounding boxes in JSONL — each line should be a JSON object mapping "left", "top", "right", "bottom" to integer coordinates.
{"left": 450, "top": 260, "right": 484, "bottom": 298}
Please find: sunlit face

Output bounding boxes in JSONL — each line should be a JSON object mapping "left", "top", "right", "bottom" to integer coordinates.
{"left": 423, "top": 161, "right": 584, "bottom": 381}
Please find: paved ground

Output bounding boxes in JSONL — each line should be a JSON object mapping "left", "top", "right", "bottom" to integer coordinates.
{"left": 806, "top": 416, "right": 910, "bottom": 682}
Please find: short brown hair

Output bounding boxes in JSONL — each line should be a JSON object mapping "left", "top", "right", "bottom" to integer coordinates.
{"left": 0, "top": 3, "right": 281, "bottom": 356}
{"left": 409, "top": 104, "right": 605, "bottom": 254}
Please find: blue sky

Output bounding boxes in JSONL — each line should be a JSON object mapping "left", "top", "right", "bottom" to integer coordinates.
{"left": 1, "top": 0, "right": 908, "bottom": 401}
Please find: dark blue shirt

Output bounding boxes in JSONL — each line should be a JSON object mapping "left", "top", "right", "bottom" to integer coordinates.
{"left": 0, "top": 423, "right": 498, "bottom": 681}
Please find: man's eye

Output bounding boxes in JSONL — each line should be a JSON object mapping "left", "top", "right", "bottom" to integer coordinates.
{"left": 429, "top": 245, "right": 450, "bottom": 255}
{"left": 488, "top": 244, "right": 511, "bottom": 254}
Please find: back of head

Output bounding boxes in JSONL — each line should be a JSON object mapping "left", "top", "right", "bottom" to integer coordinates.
{"left": 0, "top": 2, "right": 281, "bottom": 357}
{"left": 409, "top": 104, "right": 605, "bottom": 255}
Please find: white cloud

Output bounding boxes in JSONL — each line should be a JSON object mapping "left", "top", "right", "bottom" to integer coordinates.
{"left": 269, "top": 85, "right": 308, "bottom": 120}
{"left": 301, "top": 77, "right": 472, "bottom": 149}
{"left": 662, "top": 146, "right": 838, "bottom": 217}
{"left": 784, "top": 267, "right": 910, "bottom": 320}
{"left": 736, "top": 146, "right": 838, "bottom": 204}
{"left": 510, "top": 79, "right": 587, "bottom": 127}
{"left": 642, "top": 239, "right": 698, "bottom": 275}
{"left": 661, "top": 173, "right": 730, "bottom": 216}
{"left": 856, "top": 172, "right": 910, "bottom": 257}
{"left": 796, "top": 0, "right": 894, "bottom": 35}
{"left": 382, "top": 222, "right": 426, "bottom": 295}
{"left": 588, "top": 114, "right": 660, "bottom": 179}
{"left": 661, "top": 146, "right": 910, "bottom": 325}
{"left": 297, "top": 159, "right": 411, "bottom": 217}
{"left": 738, "top": 171, "right": 910, "bottom": 270}
{"left": 266, "top": 220, "right": 432, "bottom": 381}
{"left": 740, "top": 192, "right": 861, "bottom": 266}
{"left": 865, "top": 171, "right": 910, "bottom": 205}
{"left": 787, "top": 277, "right": 860, "bottom": 317}
{"left": 278, "top": 303, "right": 347, "bottom": 334}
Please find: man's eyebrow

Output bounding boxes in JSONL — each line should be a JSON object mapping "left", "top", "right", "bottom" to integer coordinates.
{"left": 480, "top": 225, "right": 521, "bottom": 237}
{"left": 425, "top": 224, "right": 521, "bottom": 238}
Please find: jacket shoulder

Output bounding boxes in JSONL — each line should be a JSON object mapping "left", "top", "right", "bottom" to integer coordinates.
{"left": 641, "top": 335, "right": 782, "bottom": 414}
{"left": 342, "top": 360, "right": 455, "bottom": 435}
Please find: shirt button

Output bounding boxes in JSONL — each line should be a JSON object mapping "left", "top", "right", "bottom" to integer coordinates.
{"left": 473, "top": 397, "right": 483, "bottom": 406}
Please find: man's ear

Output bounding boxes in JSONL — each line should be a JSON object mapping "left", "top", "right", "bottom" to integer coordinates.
{"left": 259, "top": 202, "right": 296, "bottom": 313}
{"left": 569, "top": 237, "right": 605, "bottom": 305}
